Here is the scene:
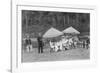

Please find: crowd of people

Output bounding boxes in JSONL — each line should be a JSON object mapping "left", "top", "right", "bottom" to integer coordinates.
{"left": 49, "top": 36, "right": 78, "bottom": 52}
{"left": 24, "top": 33, "right": 90, "bottom": 53}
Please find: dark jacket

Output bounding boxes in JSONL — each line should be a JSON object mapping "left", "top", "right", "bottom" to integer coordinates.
{"left": 86, "top": 39, "right": 90, "bottom": 44}
{"left": 25, "top": 38, "right": 32, "bottom": 45}
{"left": 37, "top": 36, "right": 43, "bottom": 47}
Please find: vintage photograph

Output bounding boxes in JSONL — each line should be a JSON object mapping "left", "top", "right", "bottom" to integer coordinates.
{"left": 21, "top": 10, "right": 90, "bottom": 63}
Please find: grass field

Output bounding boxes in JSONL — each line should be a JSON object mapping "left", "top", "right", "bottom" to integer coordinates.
{"left": 22, "top": 47, "right": 90, "bottom": 63}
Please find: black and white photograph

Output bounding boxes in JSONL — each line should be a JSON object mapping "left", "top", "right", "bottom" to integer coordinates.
{"left": 21, "top": 9, "right": 90, "bottom": 63}
{"left": 10, "top": 1, "right": 97, "bottom": 72}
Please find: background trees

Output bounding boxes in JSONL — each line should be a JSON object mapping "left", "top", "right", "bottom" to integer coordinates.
{"left": 22, "top": 10, "right": 90, "bottom": 37}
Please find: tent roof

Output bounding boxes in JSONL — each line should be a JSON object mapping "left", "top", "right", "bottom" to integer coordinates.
{"left": 63, "top": 26, "right": 80, "bottom": 34}
{"left": 43, "top": 27, "right": 63, "bottom": 38}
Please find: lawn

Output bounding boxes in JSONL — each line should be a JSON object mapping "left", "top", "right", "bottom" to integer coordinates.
{"left": 22, "top": 47, "right": 90, "bottom": 62}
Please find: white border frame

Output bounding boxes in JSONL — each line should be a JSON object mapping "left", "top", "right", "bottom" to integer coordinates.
{"left": 11, "top": 1, "right": 97, "bottom": 73}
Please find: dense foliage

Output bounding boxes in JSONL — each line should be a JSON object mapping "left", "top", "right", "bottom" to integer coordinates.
{"left": 22, "top": 10, "right": 90, "bottom": 37}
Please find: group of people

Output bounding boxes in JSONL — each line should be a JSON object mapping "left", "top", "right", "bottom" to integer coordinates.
{"left": 49, "top": 36, "right": 78, "bottom": 52}
{"left": 80, "top": 39, "right": 90, "bottom": 49}
{"left": 24, "top": 33, "right": 90, "bottom": 53}
{"left": 25, "top": 35, "right": 33, "bottom": 52}
{"left": 25, "top": 33, "right": 44, "bottom": 53}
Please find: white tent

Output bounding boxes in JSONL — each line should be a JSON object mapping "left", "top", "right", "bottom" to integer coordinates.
{"left": 43, "top": 27, "right": 63, "bottom": 38}
{"left": 63, "top": 26, "right": 80, "bottom": 34}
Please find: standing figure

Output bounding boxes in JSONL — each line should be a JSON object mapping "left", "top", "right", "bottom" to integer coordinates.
{"left": 25, "top": 35, "right": 32, "bottom": 52}
{"left": 86, "top": 39, "right": 90, "bottom": 49}
{"left": 83, "top": 41, "right": 85, "bottom": 48}
{"left": 49, "top": 41, "right": 55, "bottom": 52}
{"left": 37, "top": 33, "right": 43, "bottom": 53}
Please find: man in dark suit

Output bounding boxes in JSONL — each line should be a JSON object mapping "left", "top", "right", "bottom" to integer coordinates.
{"left": 37, "top": 33, "right": 43, "bottom": 53}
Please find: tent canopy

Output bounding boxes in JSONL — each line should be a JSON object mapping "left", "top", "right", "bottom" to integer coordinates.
{"left": 43, "top": 27, "right": 63, "bottom": 38}
{"left": 63, "top": 26, "right": 80, "bottom": 34}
